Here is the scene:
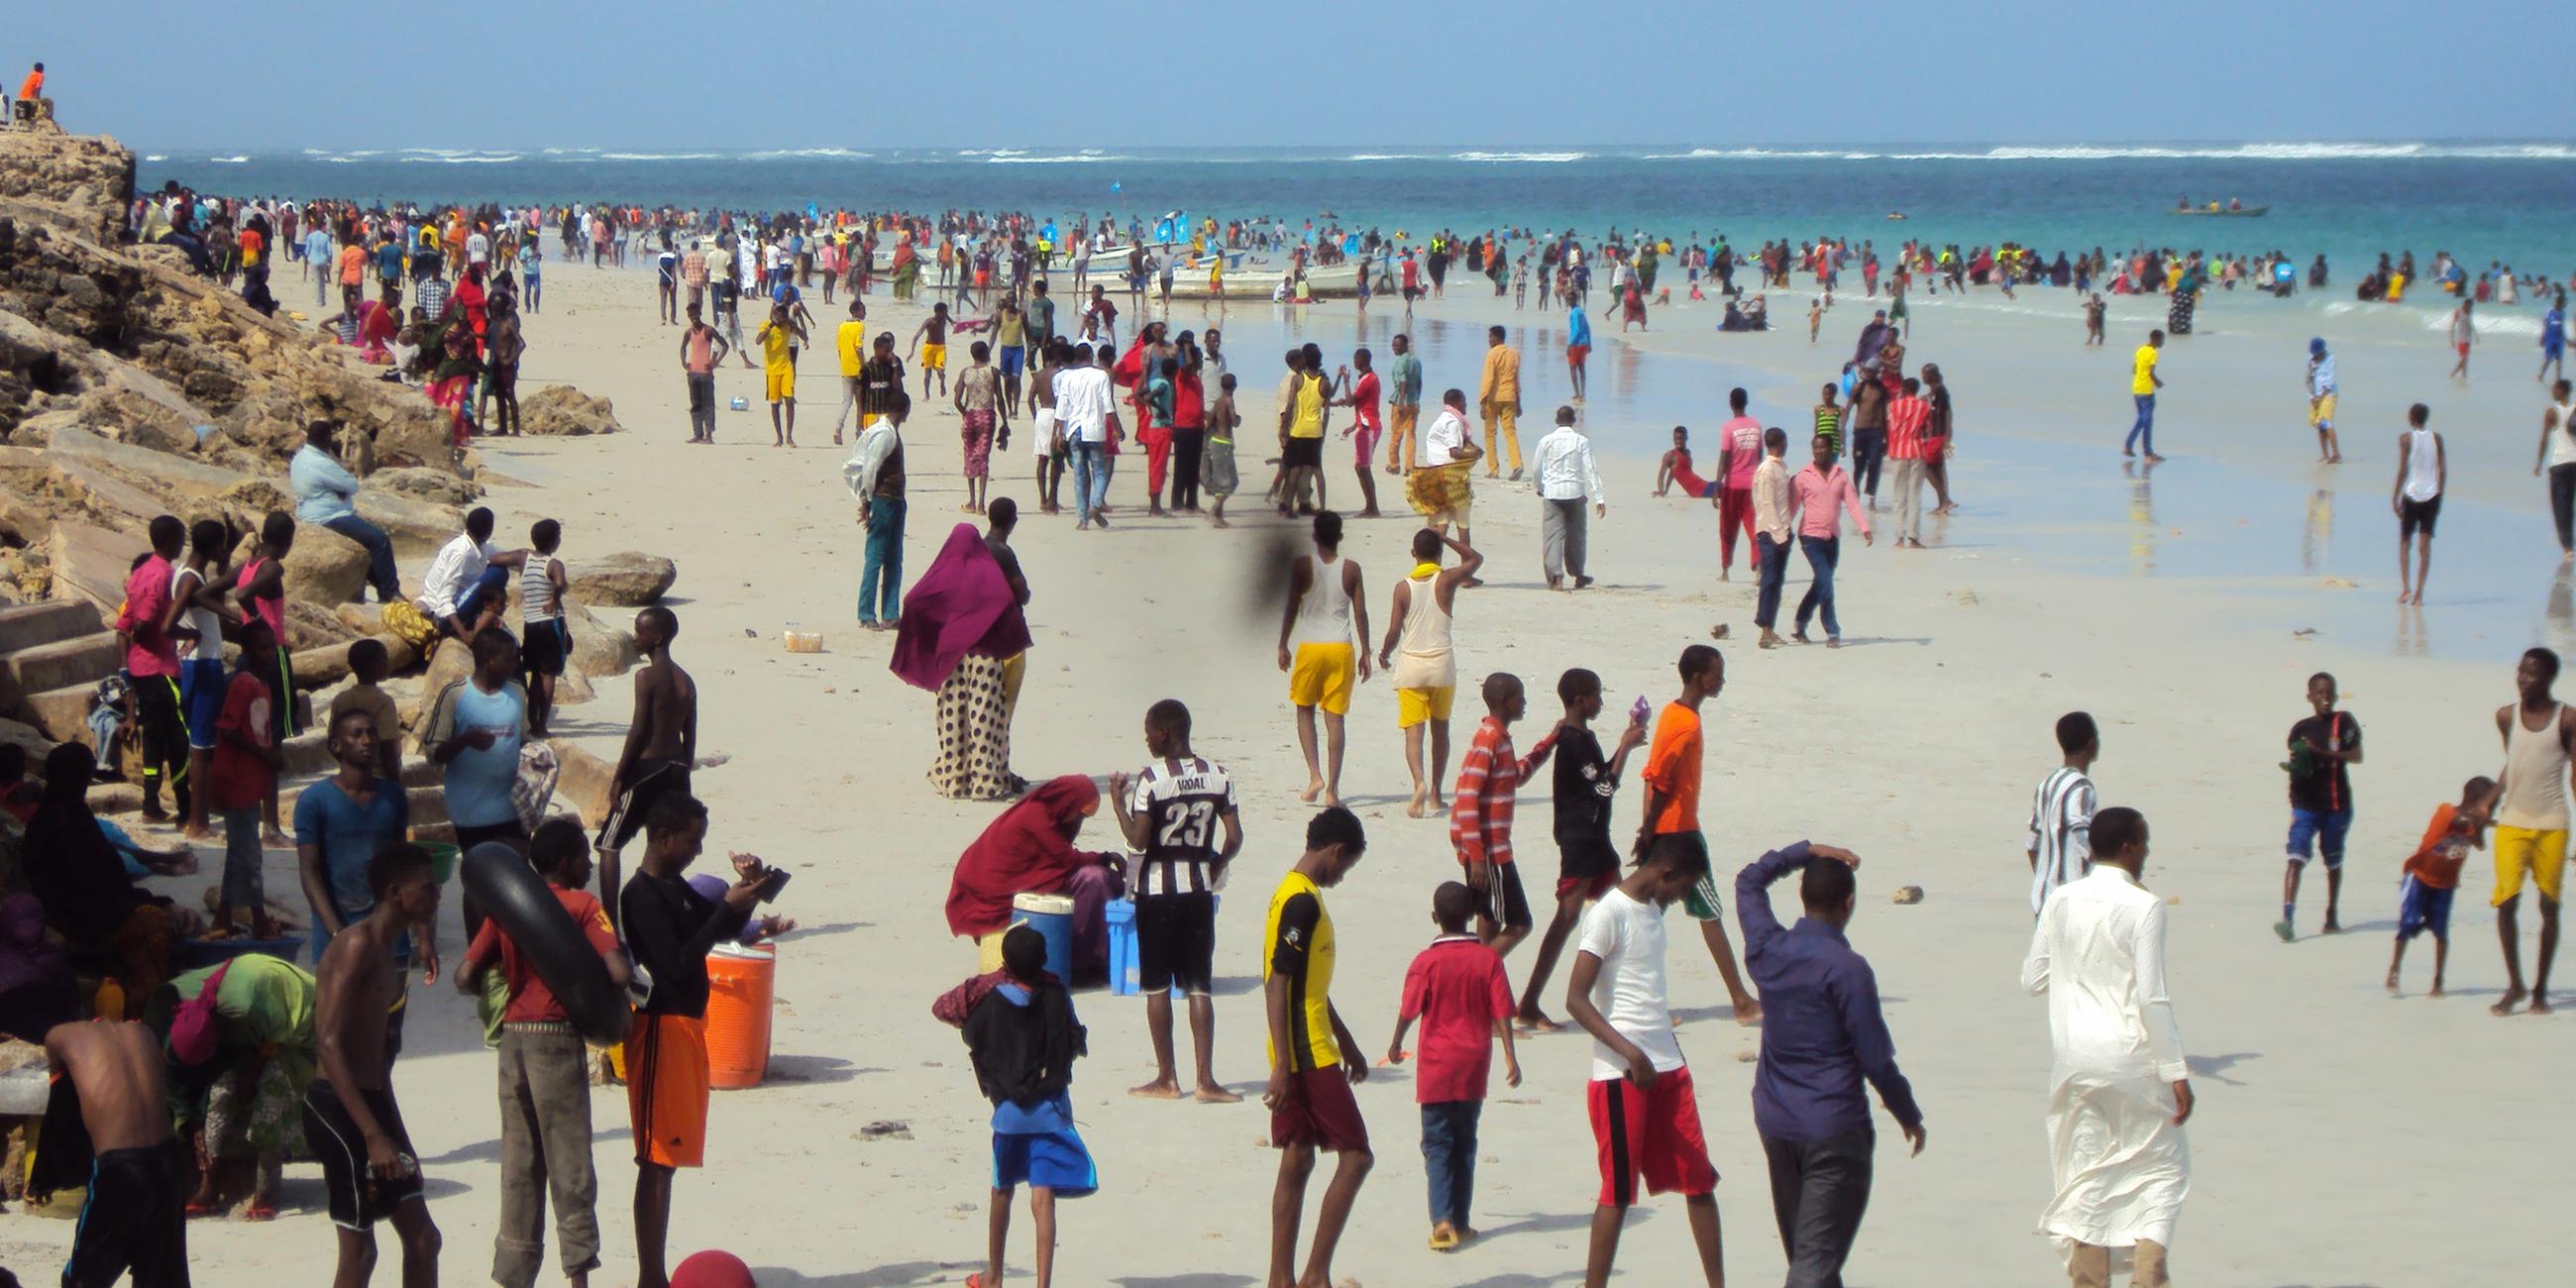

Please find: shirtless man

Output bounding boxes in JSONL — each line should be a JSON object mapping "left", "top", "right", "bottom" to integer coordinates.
{"left": 2490, "top": 646, "right": 2571, "bottom": 1015}
{"left": 303, "top": 842, "right": 444, "bottom": 1288}
{"left": 1380, "top": 529, "right": 1484, "bottom": 817}
{"left": 596, "top": 605, "right": 696, "bottom": 930}
{"left": 1029, "top": 341, "right": 1064, "bottom": 514}
{"left": 46, "top": 1020, "right": 189, "bottom": 1288}
{"left": 1279, "top": 512, "right": 1372, "bottom": 806}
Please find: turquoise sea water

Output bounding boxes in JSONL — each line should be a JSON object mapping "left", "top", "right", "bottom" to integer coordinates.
{"left": 142, "top": 142, "right": 2576, "bottom": 282}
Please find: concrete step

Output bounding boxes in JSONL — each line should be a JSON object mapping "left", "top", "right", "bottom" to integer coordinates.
{"left": 25, "top": 680, "right": 98, "bottom": 744}
{"left": 0, "top": 631, "right": 124, "bottom": 701}
{"left": 0, "top": 600, "right": 106, "bottom": 654}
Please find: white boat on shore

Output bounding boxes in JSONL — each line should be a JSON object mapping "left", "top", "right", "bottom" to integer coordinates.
{"left": 1166, "top": 258, "right": 1364, "bottom": 299}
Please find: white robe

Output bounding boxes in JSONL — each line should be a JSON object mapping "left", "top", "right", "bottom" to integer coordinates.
{"left": 2021, "top": 866, "right": 2190, "bottom": 1253}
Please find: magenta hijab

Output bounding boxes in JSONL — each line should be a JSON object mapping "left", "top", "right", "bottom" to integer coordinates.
{"left": 890, "top": 524, "right": 1030, "bottom": 692}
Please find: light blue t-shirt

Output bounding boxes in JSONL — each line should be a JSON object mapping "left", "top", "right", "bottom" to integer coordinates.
{"left": 440, "top": 682, "right": 525, "bottom": 829}
{"left": 292, "top": 776, "right": 410, "bottom": 922}
{"left": 302, "top": 229, "right": 332, "bottom": 263}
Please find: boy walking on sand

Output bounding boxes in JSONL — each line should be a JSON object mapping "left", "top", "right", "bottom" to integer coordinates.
{"left": 1265, "top": 806, "right": 1372, "bottom": 1288}
{"left": 1451, "top": 672, "right": 1555, "bottom": 960}
{"left": 1110, "top": 699, "right": 1244, "bottom": 1104}
{"left": 210, "top": 616, "right": 285, "bottom": 939}
{"left": 1385, "top": 881, "right": 1521, "bottom": 1251}
{"left": 2389, "top": 778, "right": 2496, "bottom": 997}
{"left": 1638, "top": 645, "right": 1762, "bottom": 1023}
{"left": 1566, "top": 833, "right": 1730, "bottom": 1288}
{"left": 2279, "top": 672, "right": 2362, "bottom": 941}
{"left": 1519, "top": 668, "right": 1648, "bottom": 1029}
{"left": 942, "top": 924, "right": 1099, "bottom": 1288}
{"left": 2029, "top": 711, "right": 2100, "bottom": 916}
{"left": 457, "top": 818, "right": 629, "bottom": 1288}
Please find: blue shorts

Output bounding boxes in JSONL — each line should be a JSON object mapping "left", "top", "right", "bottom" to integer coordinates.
{"left": 2397, "top": 875, "right": 2453, "bottom": 941}
{"left": 992, "top": 1127, "right": 1098, "bottom": 1196}
{"left": 179, "top": 659, "right": 225, "bottom": 751}
{"left": 1000, "top": 345, "right": 1025, "bottom": 377}
{"left": 2287, "top": 807, "right": 2352, "bottom": 869}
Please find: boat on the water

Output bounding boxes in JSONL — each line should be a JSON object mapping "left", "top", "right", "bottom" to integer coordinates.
{"left": 2173, "top": 205, "right": 2268, "bottom": 217}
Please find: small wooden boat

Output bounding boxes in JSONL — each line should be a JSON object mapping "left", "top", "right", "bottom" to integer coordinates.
{"left": 2172, "top": 206, "right": 2268, "bottom": 217}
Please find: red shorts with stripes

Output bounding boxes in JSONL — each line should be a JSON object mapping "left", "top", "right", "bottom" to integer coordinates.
{"left": 1586, "top": 1067, "right": 1716, "bottom": 1206}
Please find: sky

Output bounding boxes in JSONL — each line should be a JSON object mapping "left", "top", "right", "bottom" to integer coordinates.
{"left": 10, "top": 0, "right": 2539, "bottom": 152}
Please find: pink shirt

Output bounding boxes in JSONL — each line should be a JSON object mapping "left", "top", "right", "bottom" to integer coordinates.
{"left": 1720, "top": 415, "right": 1765, "bottom": 488}
{"left": 1790, "top": 463, "right": 1871, "bottom": 541}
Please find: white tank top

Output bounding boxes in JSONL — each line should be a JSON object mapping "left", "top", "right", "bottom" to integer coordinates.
{"left": 2401, "top": 428, "right": 2441, "bottom": 502}
{"left": 1290, "top": 550, "right": 1351, "bottom": 648}
{"left": 1387, "top": 571, "right": 1456, "bottom": 690}
{"left": 2549, "top": 403, "right": 2576, "bottom": 469}
{"left": 171, "top": 565, "right": 223, "bottom": 660}
{"left": 521, "top": 556, "right": 561, "bottom": 622}
{"left": 2500, "top": 702, "right": 2570, "bottom": 830}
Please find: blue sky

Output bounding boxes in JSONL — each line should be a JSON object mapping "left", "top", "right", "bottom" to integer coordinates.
{"left": 12, "top": 0, "right": 2536, "bottom": 151}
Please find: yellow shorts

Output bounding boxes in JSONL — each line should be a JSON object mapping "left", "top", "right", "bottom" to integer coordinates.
{"left": 1288, "top": 643, "right": 1356, "bottom": 715}
{"left": 2308, "top": 393, "right": 2336, "bottom": 428}
{"left": 2493, "top": 824, "right": 2567, "bottom": 906}
{"left": 923, "top": 343, "right": 947, "bottom": 371}
{"left": 1397, "top": 685, "right": 1454, "bottom": 729}
{"left": 765, "top": 367, "right": 796, "bottom": 401}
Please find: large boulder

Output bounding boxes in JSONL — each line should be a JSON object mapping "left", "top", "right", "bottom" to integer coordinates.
{"left": 411, "top": 637, "right": 473, "bottom": 731}
{"left": 566, "top": 552, "right": 676, "bottom": 606}
{"left": 563, "top": 600, "right": 638, "bottom": 679}
{"left": 518, "top": 386, "right": 621, "bottom": 437}
{"left": 546, "top": 738, "right": 616, "bottom": 827}
{"left": 366, "top": 467, "right": 481, "bottom": 507}
{"left": 280, "top": 522, "right": 369, "bottom": 605}
{"left": 283, "top": 598, "right": 359, "bottom": 651}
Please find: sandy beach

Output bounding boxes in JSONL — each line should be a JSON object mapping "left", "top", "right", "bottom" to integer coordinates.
{"left": 9, "top": 242, "right": 2572, "bottom": 1288}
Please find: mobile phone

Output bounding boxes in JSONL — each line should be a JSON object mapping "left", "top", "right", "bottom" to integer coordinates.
{"left": 755, "top": 867, "right": 793, "bottom": 903}
{"left": 1630, "top": 696, "right": 1651, "bottom": 724}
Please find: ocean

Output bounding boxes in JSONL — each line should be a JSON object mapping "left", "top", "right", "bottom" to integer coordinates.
{"left": 140, "top": 143, "right": 2576, "bottom": 285}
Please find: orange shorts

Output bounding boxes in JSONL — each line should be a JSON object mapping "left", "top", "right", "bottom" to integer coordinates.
{"left": 626, "top": 1012, "right": 710, "bottom": 1169}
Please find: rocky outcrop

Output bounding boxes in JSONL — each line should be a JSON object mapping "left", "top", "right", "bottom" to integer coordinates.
{"left": 567, "top": 552, "right": 677, "bottom": 605}
{"left": 0, "top": 130, "right": 133, "bottom": 245}
{"left": 518, "top": 386, "right": 621, "bottom": 436}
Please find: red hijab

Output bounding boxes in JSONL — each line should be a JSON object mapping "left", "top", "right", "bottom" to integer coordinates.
{"left": 944, "top": 776, "right": 1102, "bottom": 938}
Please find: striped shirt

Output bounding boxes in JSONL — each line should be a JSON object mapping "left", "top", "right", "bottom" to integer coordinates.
{"left": 1885, "top": 394, "right": 1932, "bottom": 460}
{"left": 417, "top": 275, "right": 449, "bottom": 320}
{"left": 2026, "top": 767, "right": 2095, "bottom": 915}
{"left": 1813, "top": 404, "right": 1843, "bottom": 454}
{"left": 1449, "top": 717, "right": 1556, "bottom": 866}
{"left": 1128, "top": 757, "right": 1237, "bottom": 896}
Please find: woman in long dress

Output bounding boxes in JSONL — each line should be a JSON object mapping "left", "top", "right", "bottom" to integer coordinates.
{"left": 893, "top": 524, "right": 1032, "bottom": 800}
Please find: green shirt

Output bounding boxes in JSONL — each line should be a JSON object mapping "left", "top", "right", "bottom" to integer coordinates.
{"left": 1390, "top": 353, "right": 1424, "bottom": 407}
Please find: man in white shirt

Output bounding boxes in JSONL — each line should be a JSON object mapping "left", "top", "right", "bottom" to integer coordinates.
{"left": 1409, "top": 387, "right": 1482, "bottom": 545}
{"left": 2020, "top": 806, "right": 2191, "bottom": 1288}
{"left": 1053, "top": 343, "right": 1117, "bottom": 529}
{"left": 417, "top": 507, "right": 527, "bottom": 640}
{"left": 1532, "top": 405, "right": 1605, "bottom": 590}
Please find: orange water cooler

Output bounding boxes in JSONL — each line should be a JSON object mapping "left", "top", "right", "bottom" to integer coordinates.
{"left": 703, "top": 943, "right": 777, "bottom": 1090}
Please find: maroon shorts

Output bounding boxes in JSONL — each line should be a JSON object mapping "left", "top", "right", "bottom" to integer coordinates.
{"left": 1556, "top": 871, "right": 1616, "bottom": 903}
{"left": 1271, "top": 1066, "right": 1369, "bottom": 1153}
{"left": 1587, "top": 1068, "right": 1716, "bottom": 1206}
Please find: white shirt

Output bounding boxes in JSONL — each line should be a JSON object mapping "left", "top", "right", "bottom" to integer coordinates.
{"left": 2401, "top": 427, "right": 2441, "bottom": 502}
{"left": 2027, "top": 767, "right": 2095, "bottom": 915}
{"left": 2020, "top": 866, "right": 2188, "bottom": 1087}
{"left": 1533, "top": 425, "right": 1604, "bottom": 502}
{"left": 418, "top": 533, "right": 496, "bottom": 619}
{"left": 466, "top": 232, "right": 489, "bottom": 265}
{"left": 1053, "top": 366, "right": 1116, "bottom": 443}
{"left": 1575, "top": 889, "right": 1685, "bottom": 1081}
{"left": 1422, "top": 406, "right": 1470, "bottom": 464}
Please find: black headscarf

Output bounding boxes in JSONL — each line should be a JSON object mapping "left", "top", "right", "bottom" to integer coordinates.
{"left": 24, "top": 744, "right": 147, "bottom": 944}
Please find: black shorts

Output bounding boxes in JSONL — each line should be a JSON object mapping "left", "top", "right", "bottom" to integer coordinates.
{"left": 1557, "top": 835, "right": 1622, "bottom": 886}
{"left": 597, "top": 758, "right": 692, "bottom": 852}
{"left": 302, "top": 1082, "right": 425, "bottom": 1230}
{"left": 1281, "top": 436, "right": 1324, "bottom": 470}
{"left": 454, "top": 818, "right": 528, "bottom": 854}
{"left": 1479, "top": 861, "right": 1534, "bottom": 930}
{"left": 66, "top": 1142, "right": 188, "bottom": 1288}
{"left": 1135, "top": 891, "right": 1216, "bottom": 995}
{"left": 521, "top": 617, "right": 571, "bottom": 678}
{"left": 246, "top": 644, "right": 303, "bottom": 742}
{"left": 2400, "top": 494, "right": 2441, "bottom": 539}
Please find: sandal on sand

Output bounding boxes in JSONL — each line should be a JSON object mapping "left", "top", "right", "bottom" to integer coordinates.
{"left": 1429, "top": 1225, "right": 1460, "bottom": 1251}
{"left": 243, "top": 1201, "right": 278, "bottom": 1222}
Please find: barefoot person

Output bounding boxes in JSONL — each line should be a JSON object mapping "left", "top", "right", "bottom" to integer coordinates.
{"left": 1264, "top": 806, "right": 1372, "bottom": 1288}
{"left": 2489, "top": 647, "right": 2570, "bottom": 1015}
{"left": 2123, "top": 330, "right": 2166, "bottom": 463}
{"left": 1637, "top": 645, "right": 1762, "bottom": 1023}
{"left": 1109, "top": 699, "right": 1243, "bottom": 1105}
{"left": 2392, "top": 402, "right": 2443, "bottom": 606}
{"left": 2277, "top": 672, "right": 2361, "bottom": 941}
{"left": 46, "top": 1019, "right": 190, "bottom": 1288}
{"left": 2021, "top": 807, "right": 2193, "bottom": 1288}
{"left": 1566, "top": 832, "right": 1730, "bottom": 1288}
{"left": 595, "top": 606, "right": 696, "bottom": 930}
{"left": 304, "top": 842, "right": 445, "bottom": 1288}
{"left": 1279, "top": 511, "right": 1371, "bottom": 806}
{"left": 1517, "top": 668, "right": 1646, "bottom": 1030}
{"left": 2388, "top": 778, "right": 2496, "bottom": 998}
{"left": 1381, "top": 529, "right": 1483, "bottom": 818}
{"left": 2306, "top": 338, "right": 2341, "bottom": 464}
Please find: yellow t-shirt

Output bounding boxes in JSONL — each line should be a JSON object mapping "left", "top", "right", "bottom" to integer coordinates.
{"left": 2131, "top": 345, "right": 2159, "bottom": 395}
{"left": 760, "top": 324, "right": 794, "bottom": 373}
{"left": 1263, "top": 870, "right": 1339, "bottom": 1069}
{"left": 836, "top": 321, "right": 867, "bottom": 376}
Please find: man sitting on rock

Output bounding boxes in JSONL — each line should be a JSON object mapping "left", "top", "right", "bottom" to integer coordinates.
{"left": 289, "top": 421, "right": 401, "bottom": 604}
{"left": 417, "top": 506, "right": 527, "bottom": 642}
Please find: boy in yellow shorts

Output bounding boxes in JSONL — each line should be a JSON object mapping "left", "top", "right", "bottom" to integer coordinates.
{"left": 1380, "top": 528, "right": 1483, "bottom": 819}
{"left": 757, "top": 302, "right": 802, "bottom": 447}
{"left": 1280, "top": 512, "right": 1371, "bottom": 807}
{"left": 2490, "top": 645, "right": 2572, "bottom": 1015}
{"left": 912, "top": 301, "right": 953, "bottom": 398}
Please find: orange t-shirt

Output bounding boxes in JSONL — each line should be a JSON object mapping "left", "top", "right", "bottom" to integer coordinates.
{"left": 18, "top": 72, "right": 41, "bottom": 102}
{"left": 2402, "top": 805, "right": 2470, "bottom": 890}
{"left": 1643, "top": 701, "right": 1703, "bottom": 833}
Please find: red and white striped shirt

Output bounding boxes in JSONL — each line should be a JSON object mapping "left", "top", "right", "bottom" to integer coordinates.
{"left": 1449, "top": 717, "right": 1556, "bottom": 865}
{"left": 1886, "top": 394, "right": 1933, "bottom": 461}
